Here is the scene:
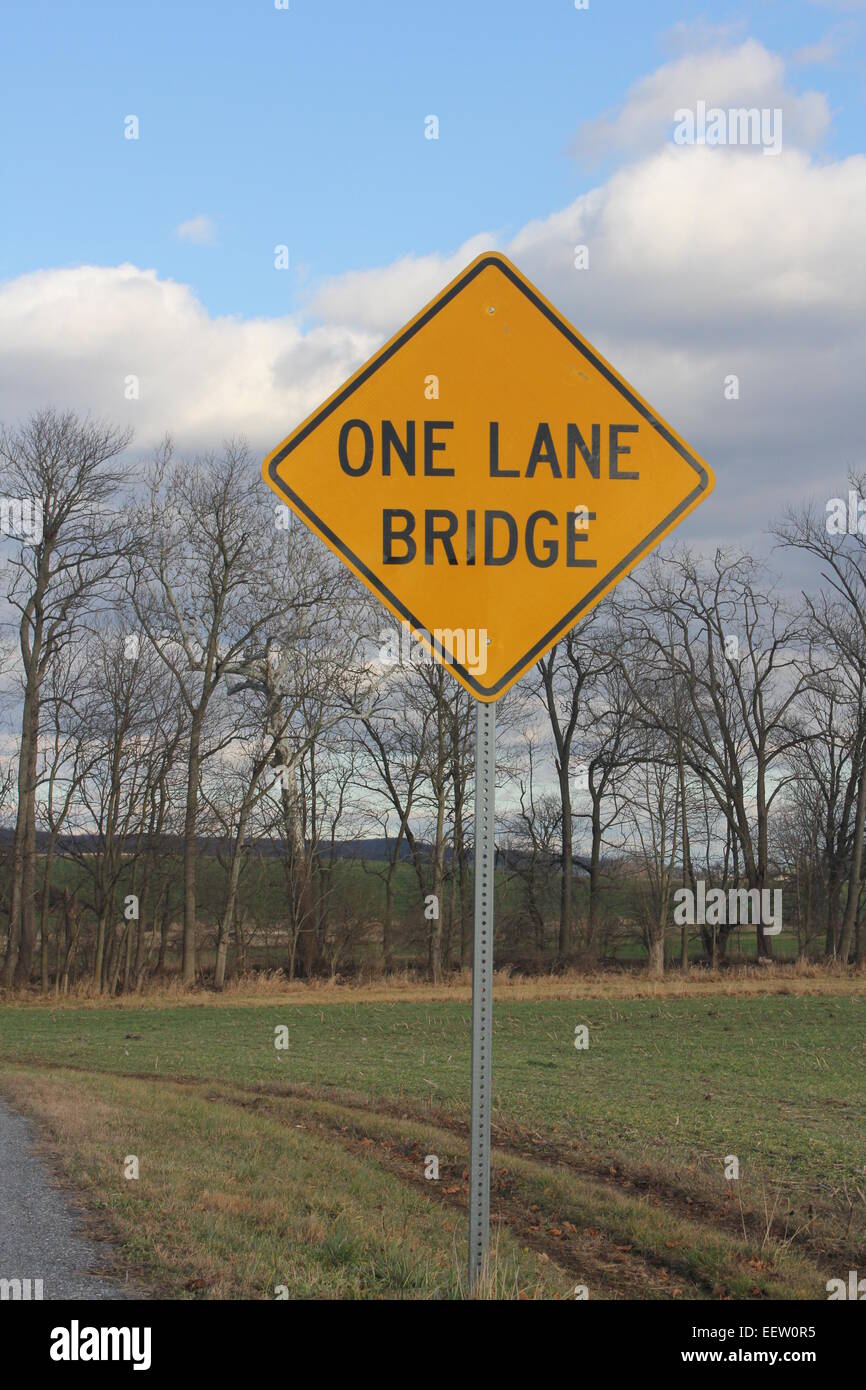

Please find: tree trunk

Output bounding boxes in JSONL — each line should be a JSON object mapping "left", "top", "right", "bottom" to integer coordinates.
{"left": 458, "top": 838, "right": 470, "bottom": 968}
{"left": 156, "top": 902, "right": 170, "bottom": 975}
{"left": 648, "top": 929, "right": 664, "bottom": 978}
{"left": 94, "top": 905, "right": 110, "bottom": 989}
{"left": 133, "top": 875, "right": 153, "bottom": 990}
{"left": 839, "top": 752, "right": 866, "bottom": 964}
{"left": 11, "top": 682, "right": 40, "bottom": 986}
{"left": 587, "top": 791, "right": 603, "bottom": 952}
{"left": 38, "top": 839, "right": 58, "bottom": 993}
{"left": 672, "top": 658, "right": 691, "bottom": 975}
{"left": 826, "top": 871, "right": 841, "bottom": 959}
{"left": 558, "top": 768, "right": 573, "bottom": 957}
{"left": 2, "top": 719, "right": 30, "bottom": 985}
{"left": 383, "top": 863, "right": 395, "bottom": 973}
{"left": 181, "top": 712, "right": 203, "bottom": 985}
{"left": 214, "top": 803, "right": 252, "bottom": 990}
{"left": 428, "top": 787, "right": 446, "bottom": 983}
{"left": 279, "top": 759, "right": 315, "bottom": 977}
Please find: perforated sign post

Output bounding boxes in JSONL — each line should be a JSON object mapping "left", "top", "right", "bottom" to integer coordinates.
{"left": 262, "top": 251, "right": 714, "bottom": 1289}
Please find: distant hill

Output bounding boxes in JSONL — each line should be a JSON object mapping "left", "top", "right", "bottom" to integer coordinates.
{"left": 0, "top": 827, "right": 422, "bottom": 863}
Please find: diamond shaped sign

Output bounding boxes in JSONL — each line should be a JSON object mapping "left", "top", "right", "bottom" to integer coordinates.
{"left": 263, "top": 252, "right": 713, "bottom": 701}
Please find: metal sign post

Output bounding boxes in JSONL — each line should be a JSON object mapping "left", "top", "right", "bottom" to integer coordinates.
{"left": 469, "top": 700, "right": 495, "bottom": 1290}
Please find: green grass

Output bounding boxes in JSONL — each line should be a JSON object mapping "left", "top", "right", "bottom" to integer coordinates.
{"left": 2, "top": 994, "right": 864, "bottom": 1201}
{"left": 2, "top": 991, "right": 863, "bottom": 1298}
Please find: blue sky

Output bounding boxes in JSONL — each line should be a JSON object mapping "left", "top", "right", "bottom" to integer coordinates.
{"left": 2, "top": 0, "right": 865, "bottom": 319}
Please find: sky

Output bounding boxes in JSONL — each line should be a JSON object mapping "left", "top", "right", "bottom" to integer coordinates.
{"left": 1, "top": 0, "right": 865, "bottom": 558}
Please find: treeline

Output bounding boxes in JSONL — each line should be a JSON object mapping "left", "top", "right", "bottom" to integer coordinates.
{"left": 1, "top": 409, "right": 864, "bottom": 993}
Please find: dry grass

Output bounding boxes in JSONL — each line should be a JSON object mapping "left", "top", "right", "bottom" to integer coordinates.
{"left": 3, "top": 959, "right": 864, "bottom": 1011}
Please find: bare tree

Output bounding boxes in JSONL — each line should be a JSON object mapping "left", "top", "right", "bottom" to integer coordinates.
{"left": 58, "top": 618, "right": 176, "bottom": 990}
{"left": 533, "top": 607, "right": 615, "bottom": 957}
{"left": 34, "top": 639, "right": 91, "bottom": 991}
{"left": 503, "top": 738, "right": 560, "bottom": 955}
{"left": 354, "top": 649, "right": 434, "bottom": 972}
{"left": 126, "top": 441, "right": 326, "bottom": 984}
{"left": 621, "top": 550, "right": 811, "bottom": 960}
{"left": 775, "top": 486, "right": 866, "bottom": 962}
{"left": 1, "top": 409, "right": 130, "bottom": 986}
{"left": 620, "top": 751, "right": 681, "bottom": 976}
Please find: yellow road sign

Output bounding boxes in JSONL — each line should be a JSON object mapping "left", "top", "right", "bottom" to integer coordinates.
{"left": 263, "top": 251, "right": 713, "bottom": 701}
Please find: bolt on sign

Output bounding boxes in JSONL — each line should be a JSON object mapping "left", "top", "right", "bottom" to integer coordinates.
{"left": 262, "top": 252, "right": 714, "bottom": 699}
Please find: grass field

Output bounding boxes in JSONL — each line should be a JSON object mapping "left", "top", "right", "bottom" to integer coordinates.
{"left": 1, "top": 974, "right": 864, "bottom": 1299}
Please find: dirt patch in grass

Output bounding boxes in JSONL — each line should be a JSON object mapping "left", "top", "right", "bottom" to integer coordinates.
{"left": 210, "top": 1074, "right": 864, "bottom": 1277}
{"left": 204, "top": 1081, "right": 825, "bottom": 1300}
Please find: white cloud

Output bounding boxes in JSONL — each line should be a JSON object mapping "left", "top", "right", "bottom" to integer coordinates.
{"left": 175, "top": 215, "right": 217, "bottom": 245}
{"left": 0, "top": 264, "right": 377, "bottom": 455}
{"left": 571, "top": 39, "right": 830, "bottom": 164}
{"left": 307, "top": 232, "right": 498, "bottom": 338}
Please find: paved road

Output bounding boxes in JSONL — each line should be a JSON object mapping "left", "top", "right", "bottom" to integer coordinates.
{"left": 0, "top": 1098, "right": 135, "bottom": 1299}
